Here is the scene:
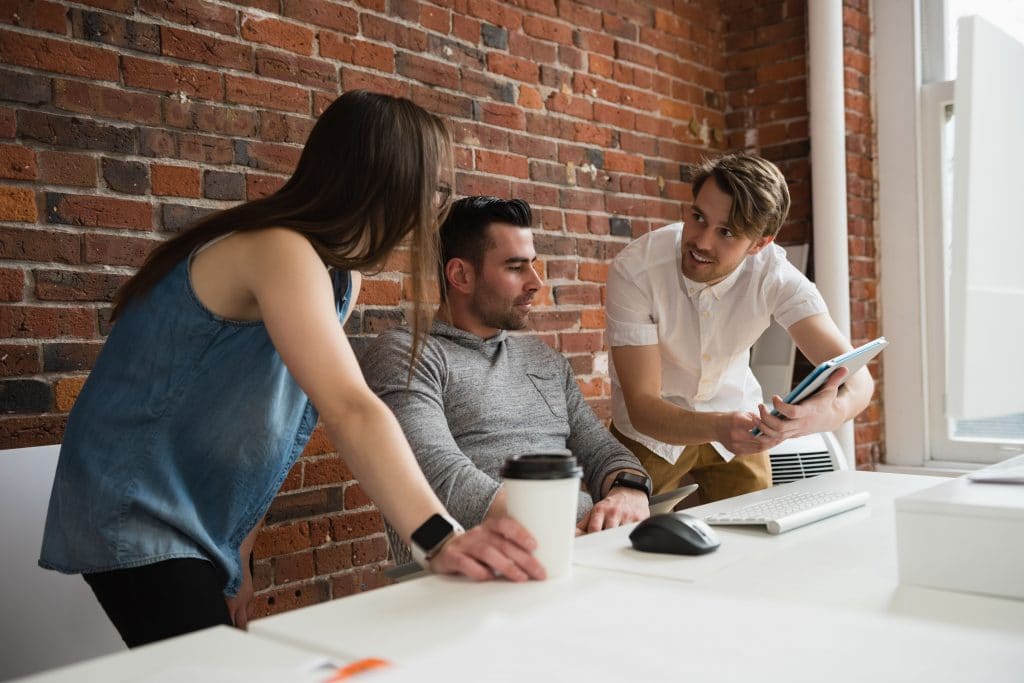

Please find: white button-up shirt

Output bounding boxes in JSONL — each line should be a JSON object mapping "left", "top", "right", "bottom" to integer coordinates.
{"left": 606, "top": 223, "right": 828, "bottom": 464}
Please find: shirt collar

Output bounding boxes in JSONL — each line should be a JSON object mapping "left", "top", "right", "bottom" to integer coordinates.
{"left": 682, "top": 260, "right": 746, "bottom": 301}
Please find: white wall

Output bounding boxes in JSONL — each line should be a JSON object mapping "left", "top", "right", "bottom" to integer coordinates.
{"left": 1, "top": 445, "right": 124, "bottom": 680}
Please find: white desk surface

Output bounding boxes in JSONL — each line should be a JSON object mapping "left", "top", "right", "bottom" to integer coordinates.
{"left": 578, "top": 470, "right": 1024, "bottom": 633}
{"left": 574, "top": 470, "right": 936, "bottom": 583}
{"left": 369, "top": 579, "right": 1024, "bottom": 683}
{"left": 252, "top": 470, "right": 1024, "bottom": 677}
{"left": 250, "top": 564, "right": 653, "bottom": 662}
{"left": 697, "top": 472, "right": 1024, "bottom": 631}
{"left": 37, "top": 471, "right": 1024, "bottom": 682}
{"left": 14, "top": 626, "right": 343, "bottom": 683}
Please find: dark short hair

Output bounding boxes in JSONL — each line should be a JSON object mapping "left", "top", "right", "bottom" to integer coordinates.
{"left": 438, "top": 196, "right": 532, "bottom": 299}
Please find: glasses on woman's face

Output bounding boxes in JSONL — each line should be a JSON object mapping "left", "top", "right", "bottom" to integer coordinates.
{"left": 434, "top": 184, "right": 452, "bottom": 210}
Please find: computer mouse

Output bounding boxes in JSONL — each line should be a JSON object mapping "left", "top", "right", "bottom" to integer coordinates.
{"left": 628, "top": 513, "right": 721, "bottom": 555}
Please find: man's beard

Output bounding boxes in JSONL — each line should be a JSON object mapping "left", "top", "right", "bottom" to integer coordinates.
{"left": 472, "top": 292, "right": 532, "bottom": 331}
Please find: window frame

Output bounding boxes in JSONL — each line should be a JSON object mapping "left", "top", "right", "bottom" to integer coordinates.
{"left": 876, "top": 0, "right": 1024, "bottom": 469}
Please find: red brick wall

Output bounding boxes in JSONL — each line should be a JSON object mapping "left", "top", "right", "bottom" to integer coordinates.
{"left": 721, "top": 0, "right": 811, "bottom": 245}
{"left": 1, "top": 0, "right": 881, "bottom": 616}
{"left": 842, "top": 0, "right": 882, "bottom": 468}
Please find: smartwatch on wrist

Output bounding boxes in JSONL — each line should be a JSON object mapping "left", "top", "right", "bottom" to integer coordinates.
{"left": 409, "top": 512, "right": 464, "bottom": 569}
{"left": 610, "top": 471, "right": 653, "bottom": 499}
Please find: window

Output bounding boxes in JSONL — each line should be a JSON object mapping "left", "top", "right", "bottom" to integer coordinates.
{"left": 877, "top": 0, "right": 1024, "bottom": 469}
{"left": 931, "top": 0, "right": 1024, "bottom": 81}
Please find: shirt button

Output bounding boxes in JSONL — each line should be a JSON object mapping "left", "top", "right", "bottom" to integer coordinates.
{"left": 702, "top": 354, "right": 710, "bottom": 361}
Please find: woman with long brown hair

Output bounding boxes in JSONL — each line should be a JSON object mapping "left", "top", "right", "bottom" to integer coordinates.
{"left": 39, "top": 90, "right": 544, "bottom": 648}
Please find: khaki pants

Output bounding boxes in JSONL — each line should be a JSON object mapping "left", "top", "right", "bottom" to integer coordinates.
{"left": 610, "top": 423, "right": 772, "bottom": 504}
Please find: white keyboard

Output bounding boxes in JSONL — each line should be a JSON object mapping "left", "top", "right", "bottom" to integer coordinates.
{"left": 703, "top": 489, "right": 871, "bottom": 535}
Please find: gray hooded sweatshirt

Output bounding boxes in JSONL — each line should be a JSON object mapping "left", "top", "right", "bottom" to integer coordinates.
{"left": 362, "top": 320, "right": 642, "bottom": 564}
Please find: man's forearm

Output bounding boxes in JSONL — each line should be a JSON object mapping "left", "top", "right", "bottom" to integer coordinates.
{"left": 833, "top": 369, "right": 874, "bottom": 426}
{"left": 624, "top": 394, "right": 726, "bottom": 446}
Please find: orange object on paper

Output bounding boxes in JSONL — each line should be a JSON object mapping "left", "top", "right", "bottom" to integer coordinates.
{"left": 324, "top": 658, "right": 391, "bottom": 681}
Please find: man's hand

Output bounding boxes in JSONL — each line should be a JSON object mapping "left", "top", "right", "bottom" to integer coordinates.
{"left": 752, "top": 367, "right": 848, "bottom": 442}
{"left": 717, "top": 411, "right": 783, "bottom": 455}
{"left": 428, "top": 516, "right": 546, "bottom": 582}
{"left": 577, "top": 487, "right": 650, "bottom": 534}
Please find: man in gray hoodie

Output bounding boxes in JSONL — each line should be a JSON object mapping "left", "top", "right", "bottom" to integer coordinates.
{"left": 363, "top": 196, "right": 651, "bottom": 565}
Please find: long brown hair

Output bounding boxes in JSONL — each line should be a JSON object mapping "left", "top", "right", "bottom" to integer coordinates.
{"left": 113, "top": 89, "right": 450, "bottom": 360}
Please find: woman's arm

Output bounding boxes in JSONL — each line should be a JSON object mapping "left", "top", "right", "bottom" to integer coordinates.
{"left": 238, "top": 229, "right": 544, "bottom": 581}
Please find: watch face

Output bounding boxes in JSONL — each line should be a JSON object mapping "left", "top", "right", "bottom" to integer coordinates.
{"left": 411, "top": 513, "right": 454, "bottom": 551}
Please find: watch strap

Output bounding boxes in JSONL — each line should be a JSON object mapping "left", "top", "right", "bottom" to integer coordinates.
{"left": 610, "top": 471, "right": 653, "bottom": 499}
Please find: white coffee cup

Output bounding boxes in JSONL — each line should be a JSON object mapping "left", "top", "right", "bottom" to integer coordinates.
{"left": 501, "top": 454, "right": 582, "bottom": 579}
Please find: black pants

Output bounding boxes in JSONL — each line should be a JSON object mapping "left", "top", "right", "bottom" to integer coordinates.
{"left": 83, "top": 558, "right": 233, "bottom": 648}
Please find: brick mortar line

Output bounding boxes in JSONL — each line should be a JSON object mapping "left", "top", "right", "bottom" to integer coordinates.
{"left": 3, "top": 100, "right": 707, "bottom": 174}
{"left": 0, "top": 261, "right": 142, "bottom": 276}
{"left": 0, "top": 337, "right": 101, "bottom": 348}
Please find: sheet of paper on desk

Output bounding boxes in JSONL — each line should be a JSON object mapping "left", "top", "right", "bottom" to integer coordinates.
{"left": 572, "top": 507, "right": 832, "bottom": 583}
{"left": 137, "top": 657, "right": 343, "bottom": 683}
{"left": 967, "top": 465, "right": 1024, "bottom": 484}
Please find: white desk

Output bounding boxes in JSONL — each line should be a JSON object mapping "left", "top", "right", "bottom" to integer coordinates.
{"left": 573, "top": 470, "right": 934, "bottom": 584}
{"left": 699, "top": 472, "right": 1024, "bottom": 631}
{"left": 14, "top": 626, "right": 342, "bottom": 683}
{"left": 250, "top": 471, "right": 1024, "bottom": 681}
{"left": 578, "top": 470, "right": 1024, "bottom": 632}
{"left": 250, "top": 564, "right": 651, "bottom": 662}
{"left": 32, "top": 472, "right": 1024, "bottom": 682}
{"left": 368, "top": 579, "right": 1024, "bottom": 683}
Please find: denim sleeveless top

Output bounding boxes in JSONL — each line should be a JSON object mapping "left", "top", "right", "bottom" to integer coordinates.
{"left": 39, "top": 255, "right": 352, "bottom": 596}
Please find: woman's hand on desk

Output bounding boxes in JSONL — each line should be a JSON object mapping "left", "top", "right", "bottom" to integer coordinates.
{"left": 428, "top": 517, "right": 546, "bottom": 582}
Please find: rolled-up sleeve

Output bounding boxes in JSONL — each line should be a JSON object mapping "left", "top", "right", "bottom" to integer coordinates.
{"left": 770, "top": 261, "right": 829, "bottom": 329}
{"left": 606, "top": 256, "right": 659, "bottom": 347}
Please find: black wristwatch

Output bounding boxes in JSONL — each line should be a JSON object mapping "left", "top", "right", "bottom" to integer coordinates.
{"left": 409, "top": 512, "right": 464, "bottom": 569}
{"left": 610, "top": 471, "right": 653, "bottom": 499}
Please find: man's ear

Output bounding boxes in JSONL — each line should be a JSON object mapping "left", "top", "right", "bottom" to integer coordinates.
{"left": 444, "top": 258, "right": 475, "bottom": 296}
{"left": 747, "top": 234, "right": 774, "bottom": 256}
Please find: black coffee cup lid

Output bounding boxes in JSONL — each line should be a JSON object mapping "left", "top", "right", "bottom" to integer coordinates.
{"left": 501, "top": 454, "right": 582, "bottom": 480}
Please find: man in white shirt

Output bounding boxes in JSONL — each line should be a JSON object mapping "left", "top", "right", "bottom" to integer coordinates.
{"left": 606, "top": 154, "right": 874, "bottom": 501}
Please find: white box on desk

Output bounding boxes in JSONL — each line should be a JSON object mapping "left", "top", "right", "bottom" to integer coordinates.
{"left": 894, "top": 457, "right": 1024, "bottom": 600}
